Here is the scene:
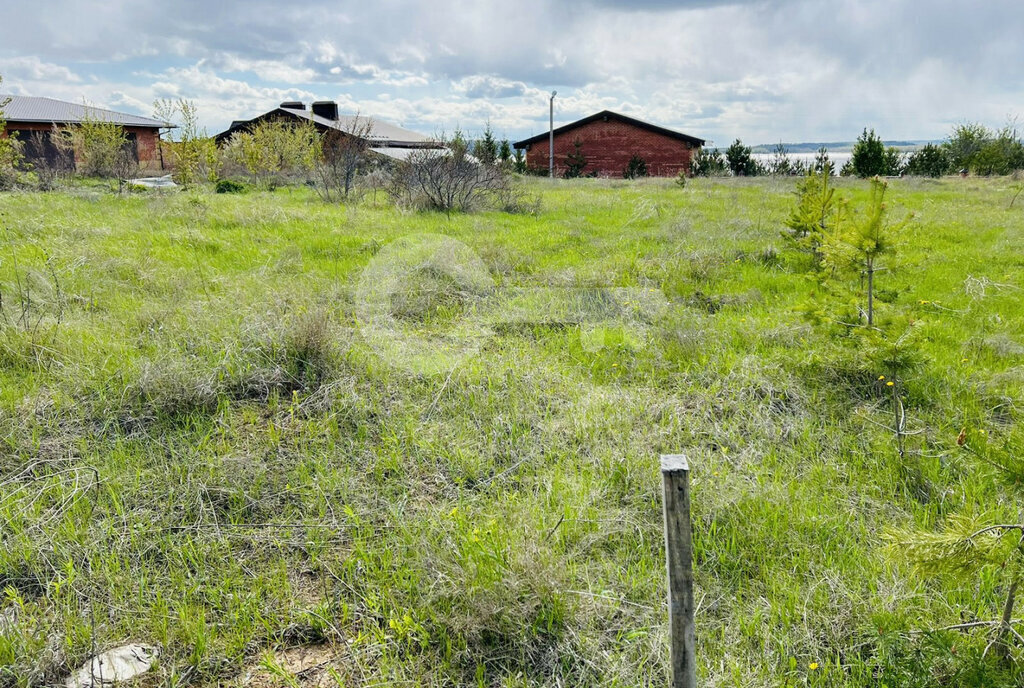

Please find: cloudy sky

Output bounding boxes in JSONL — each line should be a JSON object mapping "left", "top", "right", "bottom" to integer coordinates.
{"left": 1, "top": 0, "right": 1021, "bottom": 146}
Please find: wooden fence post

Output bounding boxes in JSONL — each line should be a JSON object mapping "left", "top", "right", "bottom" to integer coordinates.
{"left": 661, "top": 453, "right": 696, "bottom": 688}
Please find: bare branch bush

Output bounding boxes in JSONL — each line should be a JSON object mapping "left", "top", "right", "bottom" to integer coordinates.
{"left": 23, "top": 128, "right": 74, "bottom": 191}
{"left": 386, "top": 134, "right": 531, "bottom": 215}
{"left": 313, "top": 114, "right": 373, "bottom": 203}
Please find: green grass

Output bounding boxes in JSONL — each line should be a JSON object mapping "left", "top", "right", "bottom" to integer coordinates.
{"left": 1, "top": 175, "right": 1023, "bottom": 686}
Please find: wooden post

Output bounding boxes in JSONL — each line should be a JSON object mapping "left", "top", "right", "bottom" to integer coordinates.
{"left": 661, "top": 453, "right": 696, "bottom": 688}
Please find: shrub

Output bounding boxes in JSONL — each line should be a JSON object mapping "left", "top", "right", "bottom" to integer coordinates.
{"left": 215, "top": 179, "right": 246, "bottom": 194}
{"left": 690, "top": 147, "right": 728, "bottom": 177}
{"left": 943, "top": 122, "right": 990, "bottom": 172}
{"left": 222, "top": 119, "right": 320, "bottom": 188}
{"left": 387, "top": 132, "right": 504, "bottom": 213}
{"left": 622, "top": 154, "right": 648, "bottom": 179}
{"left": 66, "top": 108, "right": 131, "bottom": 178}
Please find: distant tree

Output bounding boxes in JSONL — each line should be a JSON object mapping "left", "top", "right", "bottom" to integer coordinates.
{"left": 768, "top": 142, "right": 794, "bottom": 176}
{"left": 973, "top": 125, "right": 1024, "bottom": 176}
{"left": 563, "top": 138, "right": 589, "bottom": 178}
{"left": 498, "top": 139, "right": 512, "bottom": 165}
{"left": 622, "top": 153, "right": 648, "bottom": 179}
{"left": 512, "top": 148, "right": 527, "bottom": 174}
{"left": 154, "top": 98, "right": 219, "bottom": 187}
{"left": 846, "top": 128, "right": 887, "bottom": 177}
{"left": 905, "top": 143, "right": 950, "bottom": 177}
{"left": 812, "top": 146, "right": 834, "bottom": 176}
{"left": 882, "top": 146, "right": 905, "bottom": 176}
{"left": 690, "top": 147, "right": 728, "bottom": 177}
{"left": 725, "top": 139, "right": 758, "bottom": 176}
{"left": 943, "top": 122, "right": 991, "bottom": 172}
{"left": 474, "top": 121, "right": 498, "bottom": 165}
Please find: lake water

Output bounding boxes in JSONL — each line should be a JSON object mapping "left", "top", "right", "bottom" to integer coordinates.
{"left": 751, "top": 151, "right": 853, "bottom": 170}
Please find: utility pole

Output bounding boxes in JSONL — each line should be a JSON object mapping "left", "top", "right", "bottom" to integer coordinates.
{"left": 549, "top": 91, "right": 557, "bottom": 178}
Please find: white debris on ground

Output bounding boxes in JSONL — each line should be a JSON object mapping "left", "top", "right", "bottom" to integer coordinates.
{"left": 65, "top": 644, "right": 158, "bottom": 687}
{"left": 128, "top": 175, "right": 177, "bottom": 188}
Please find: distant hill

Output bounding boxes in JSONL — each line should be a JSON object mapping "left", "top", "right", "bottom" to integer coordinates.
{"left": 749, "top": 140, "right": 941, "bottom": 154}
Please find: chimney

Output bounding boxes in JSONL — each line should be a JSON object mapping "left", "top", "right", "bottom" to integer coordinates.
{"left": 280, "top": 101, "right": 305, "bottom": 110}
{"left": 311, "top": 101, "right": 339, "bottom": 121}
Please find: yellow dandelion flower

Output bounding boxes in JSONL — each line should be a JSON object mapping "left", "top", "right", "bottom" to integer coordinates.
{"left": 809, "top": 662, "right": 819, "bottom": 670}
{"left": 886, "top": 381, "right": 895, "bottom": 387}
{"left": 878, "top": 375, "right": 885, "bottom": 380}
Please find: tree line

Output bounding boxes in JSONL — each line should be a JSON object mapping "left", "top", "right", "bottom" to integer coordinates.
{"left": 690, "top": 121, "right": 1024, "bottom": 178}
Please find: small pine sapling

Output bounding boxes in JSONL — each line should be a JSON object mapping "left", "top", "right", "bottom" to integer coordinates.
{"left": 783, "top": 169, "right": 839, "bottom": 265}
{"left": 824, "top": 176, "right": 911, "bottom": 326}
{"left": 887, "top": 507, "right": 1024, "bottom": 666}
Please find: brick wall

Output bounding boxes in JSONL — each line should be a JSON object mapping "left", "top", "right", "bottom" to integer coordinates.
{"left": 2, "top": 122, "right": 165, "bottom": 171}
{"left": 523, "top": 118, "right": 696, "bottom": 177}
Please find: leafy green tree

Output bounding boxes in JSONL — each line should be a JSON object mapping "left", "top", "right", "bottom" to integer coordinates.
{"left": 66, "top": 107, "right": 133, "bottom": 179}
{"left": 690, "top": 147, "right": 728, "bottom": 177}
{"left": 725, "top": 139, "right": 758, "bottom": 176}
{"left": 905, "top": 143, "right": 950, "bottom": 177}
{"left": 154, "top": 98, "right": 219, "bottom": 187}
{"left": 943, "top": 122, "right": 991, "bottom": 172}
{"left": 622, "top": 154, "right": 648, "bottom": 179}
{"left": 973, "top": 126, "right": 1024, "bottom": 176}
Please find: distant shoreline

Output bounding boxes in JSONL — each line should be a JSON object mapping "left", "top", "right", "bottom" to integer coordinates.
{"left": 747, "top": 140, "right": 941, "bottom": 154}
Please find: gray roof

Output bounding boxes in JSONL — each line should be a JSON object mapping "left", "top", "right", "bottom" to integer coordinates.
{"left": 279, "top": 107, "right": 431, "bottom": 145}
{"left": 0, "top": 95, "right": 170, "bottom": 128}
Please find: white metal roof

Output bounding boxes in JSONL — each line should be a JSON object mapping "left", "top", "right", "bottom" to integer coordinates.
{"left": 1, "top": 95, "right": 170, "bottom": 128}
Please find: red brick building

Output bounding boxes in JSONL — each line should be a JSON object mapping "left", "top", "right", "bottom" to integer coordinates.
{"left": 1, "top": 96, "right": 169, "bottom": 172}
{"left": 513, "top": 110, "right": 704, "bottom": 177}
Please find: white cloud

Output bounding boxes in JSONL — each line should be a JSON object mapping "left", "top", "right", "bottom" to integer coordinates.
{"left": 1, "top": 0, "right": 1022, "bottom": 143}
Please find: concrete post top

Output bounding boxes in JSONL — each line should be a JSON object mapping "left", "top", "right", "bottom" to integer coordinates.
{"left": 660, "top": 454, "right": 690, "bottom": 472}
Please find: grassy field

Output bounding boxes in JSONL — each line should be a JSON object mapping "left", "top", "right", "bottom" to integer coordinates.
{"left": 1, "top": 176, "right": 1023, "bottom": 686}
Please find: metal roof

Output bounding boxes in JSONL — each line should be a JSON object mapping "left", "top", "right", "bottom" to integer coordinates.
{"left": 213, "top": 105, "right": 435, "bottom": 147}
{"left": 513, "top": 109, "right": 704, "bottom": 148}
{"left": 0, "top": 95, "right": 170, "bottom": 128}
